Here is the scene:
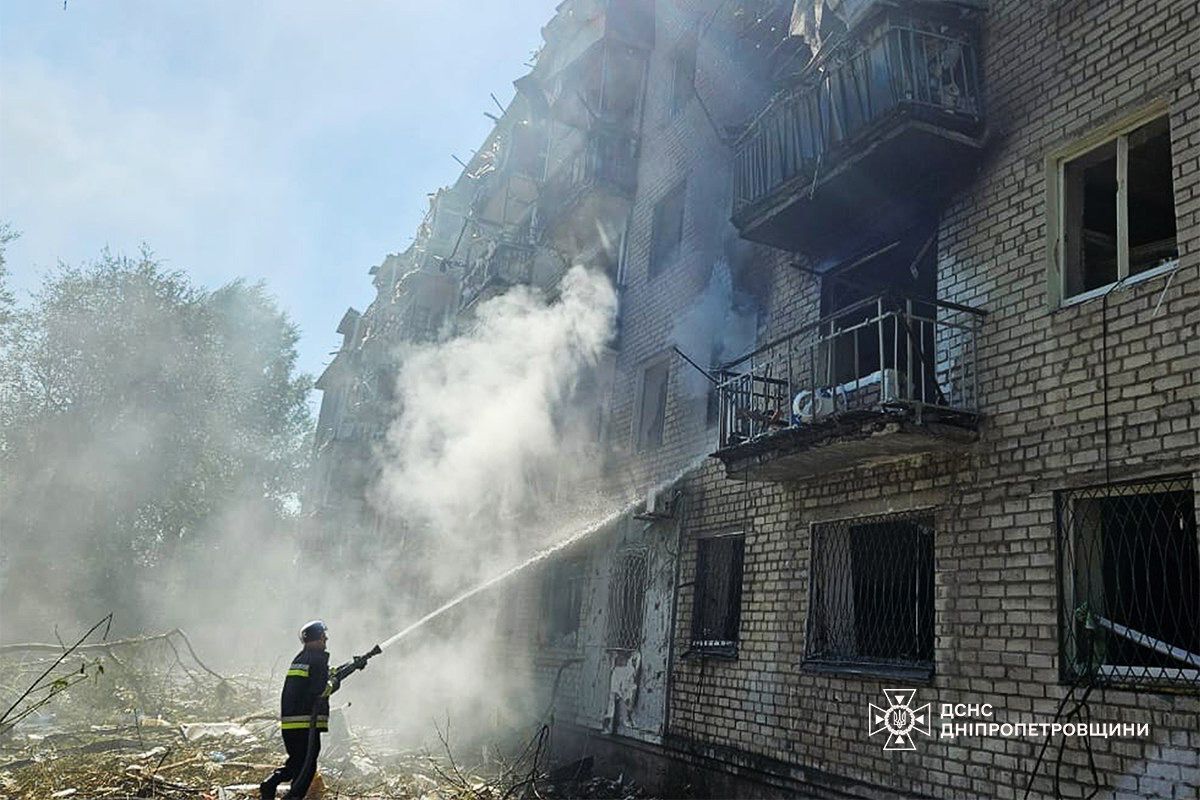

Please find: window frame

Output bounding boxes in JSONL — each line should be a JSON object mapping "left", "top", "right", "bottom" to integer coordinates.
{"left": 540, "top": 556, "right": 585, "bottom": 646}
{"left": 649, "top": 180, "right": 687, "bottom": 278}
{"left": 690, "top": 532, "right": 746, "bottom": 658}
{"left": 633, "top": 355, "right": 671, "bottom": 452}
{"left": 1046, "top": 99, "right": 1177, "bottom": 308}
{"left": 1055, "top": 474, "right": 1200, "bottom": 691}
{"left": 803, "top": 508, "right": 937, "bottom": 682}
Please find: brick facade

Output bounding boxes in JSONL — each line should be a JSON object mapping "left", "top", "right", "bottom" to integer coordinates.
{"left": 653, "top": 1, "right": 1200, "bottom": 797}
{"left": 312, "top": 1, "right": 1200, "bottom": 796}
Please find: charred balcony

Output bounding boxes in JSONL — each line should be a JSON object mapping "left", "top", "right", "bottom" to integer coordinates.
{"left": 459, "top": 240, "right": 536, "bottom": 312}
{"left": 731, "top": 5, "right": 985, "bottom": 254}
{"left": 538, "top": 128, "right": 638, "bottom": 241}
{"left": 713, "top": 293, "right": 985, "bottom": 482}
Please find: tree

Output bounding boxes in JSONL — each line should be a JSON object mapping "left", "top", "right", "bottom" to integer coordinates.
{"left": 0, "top": 224, "right": 17, "bottom": 341}
{"left": 0, "top": 249, "right": 314, "bottom": 634}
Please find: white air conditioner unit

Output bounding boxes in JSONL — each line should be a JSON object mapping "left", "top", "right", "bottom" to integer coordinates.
{"left": 880, "top": 368, "right": 902, "bottom": 404}
{"left": 792, "top": 387, "right": 845, "bottom": 423}
{"left": 635, "top": 486, "right": 676, "bottom": 521}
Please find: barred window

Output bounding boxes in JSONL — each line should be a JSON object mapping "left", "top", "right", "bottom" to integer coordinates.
{"left": 607, "top": 549, "right": 649, "bottom": 650}
{"left": 1057, "top": 476, "right": 1199, "bottom": 689}
{"left": 805, "top": 512, "right": 935, "bottom": 678}
{"left": 691, "top": 534, "right": 744, "bottom": 656}
{"left": 541, "top": 558, "right": 584, "bottom": 645}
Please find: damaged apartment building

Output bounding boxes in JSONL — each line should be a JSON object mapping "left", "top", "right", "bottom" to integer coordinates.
{"left": 310, "top": 0, "right": 1200, "bottom": 797}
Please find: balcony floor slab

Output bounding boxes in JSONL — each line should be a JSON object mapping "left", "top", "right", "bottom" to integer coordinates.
{"left": 712, "top": 409, "right": 978, "bottom": 482}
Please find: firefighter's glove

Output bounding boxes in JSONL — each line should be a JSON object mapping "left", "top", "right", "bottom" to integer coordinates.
{"left": 353, "top": 655, "right": 368, "bottom": 672}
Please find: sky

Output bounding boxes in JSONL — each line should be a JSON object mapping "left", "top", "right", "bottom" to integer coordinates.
{"left": 0, "top": 0, "right": 557, "bottom": 390}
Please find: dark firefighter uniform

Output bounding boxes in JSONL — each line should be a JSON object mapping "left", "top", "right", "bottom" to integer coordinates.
{"left": 260, "top": 631, "right": 334, "bottom": 799}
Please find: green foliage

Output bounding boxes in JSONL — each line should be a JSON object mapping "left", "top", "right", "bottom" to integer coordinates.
{"left": 0, "top": 248, "right": 314, "bottom": 631}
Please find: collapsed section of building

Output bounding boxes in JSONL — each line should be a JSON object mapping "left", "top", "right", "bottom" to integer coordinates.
{"left": 309, "top": 0, "right": 1199, "bottom": 797}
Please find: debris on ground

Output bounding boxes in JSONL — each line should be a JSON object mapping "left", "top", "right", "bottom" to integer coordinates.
{"left": 0, "top": 621, "right": 659, "bottom": 799}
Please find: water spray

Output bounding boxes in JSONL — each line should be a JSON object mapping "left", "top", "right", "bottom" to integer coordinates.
{"left": 369, "top": 456, "right": 707, "bottom": 655}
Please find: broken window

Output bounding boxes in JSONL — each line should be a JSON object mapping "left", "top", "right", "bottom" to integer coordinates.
{"left": 669, "top": 40, "right": 697, "bottom": 116}
{"left": 635, "top": 360, "right": 669, "bottom": 450}
{"left": 607, "top": 548, "right": 649, "bottom": 650}
{"left": 1057, "top": 476, "right": 1199, "bottom": 688}
{"left": 541, "top": 557, "right": 584, "bottom": 644}
{"left": 1060, "top": 114, "right": 1177, "bottom": 301}
{"left": 691, "top": 534, "right": 744, "bottom": 656}
{"left": 649, "top": 182, "right": 686, "bottom": 277}
{"left": 805, "top": 511, "right": 935, "bottom": 677}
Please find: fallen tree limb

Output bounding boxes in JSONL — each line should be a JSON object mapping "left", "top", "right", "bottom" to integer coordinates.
{"left": 0, "top": 628, "right": 226, "bottom": 683}
{"left": 0, "top": 614, "right": 113, "bottom": 732}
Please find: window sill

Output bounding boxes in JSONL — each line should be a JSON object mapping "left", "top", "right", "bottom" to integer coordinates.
{"left": 1068, "top": 664, "right": 1200, "bottom": 693}
{"left": 685, "top": 643, "right": 739, "bottom": 660}
{"left": 802, "top": 659, "right": 934, "bottom": 683}
{"left": 1058, "top": 259, "right": 1180, "bottom": 310}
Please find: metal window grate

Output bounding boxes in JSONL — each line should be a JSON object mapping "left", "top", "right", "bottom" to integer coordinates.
{"left": 805, "top": 511, "right": 935, "bottom": 675}
{"left": 691, "top": 535, "right": 745, "bottom": 656}
{"left": 1056, "top": 476, "right": 1199, "bottom": 689}
{"left": 607, "top": 549, "right": 649, "bottom": 650}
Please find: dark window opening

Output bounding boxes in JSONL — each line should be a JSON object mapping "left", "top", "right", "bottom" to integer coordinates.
{"left": 649, "top": 182, "right": 686, "bottom": 276}
{"left": 1062, "top": 114, "right": 1177, "bottom": 299}
{"left": 704, "top": 343, "right": 721, "bottom": 428}
{"left": 607, "top": 549, "right": 648, "bottom": 650}
{"left": 691, "top": 535, "right": 745, "bottom": 656}
{"left": 542, "top": 558, "right": 584, "bottom": 644}
{"left": 670, "top": 41, "right": 697, "bottom": 116}
{"left": 636, "top": 360, "right": 669, "bottom": 450}
{"left": 819, "top": 235, "right": 936, "bottom": 387}
{"left": 705, "top": 384, "right": 720, "bottom": 429}
{"left": 1127, "top": 116, "right": 1178, "bottom": 274}
{"left": 1057, "top": 476, "right": 1199, "bottom": 689}
{"left": 806, "top": 512, "right": 935, "bottom": 676}
{"left": 1063, "top": 141, "right": 1119, "bottom": 295}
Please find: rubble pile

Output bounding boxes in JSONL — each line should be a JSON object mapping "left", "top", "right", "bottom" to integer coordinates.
{"left": 0, "top": 632, "right": 658, "bottom": 799}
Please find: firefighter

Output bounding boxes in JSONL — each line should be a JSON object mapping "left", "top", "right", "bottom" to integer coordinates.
{"left": 260, "top": 620, "right": 367, "bottom": 800}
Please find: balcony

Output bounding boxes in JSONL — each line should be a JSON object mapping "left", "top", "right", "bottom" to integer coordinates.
{"left": 731, "top": 6, "right": 985, "bottom": 254}
{"left": 713, "top": 293, "right": 985, "bottom": 482}
{"left": 546, "top": 0, "right": 654, "bottom": 72}
{"left": 459, "top": 240, "right": 535, "bottom": 312}
{"left": 538, "top": 129, "right": 638, "bottom": 244}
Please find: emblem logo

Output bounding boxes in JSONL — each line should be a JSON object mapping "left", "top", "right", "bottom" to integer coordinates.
{"left": 868, "top": 689, "right": 932, "bottom": 751}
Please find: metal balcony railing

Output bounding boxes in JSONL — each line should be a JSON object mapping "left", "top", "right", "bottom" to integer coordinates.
{"left": 459, "top": 241, "right": 535, "bottom": 310}
{"left": 732, "top": 15, "right": 982, "bottom": 219}
{"left": 539, "top": 130, "right": 637, "bottom": 231}
{"left": 716, "top": 293, "right": 984, "bottom": 451}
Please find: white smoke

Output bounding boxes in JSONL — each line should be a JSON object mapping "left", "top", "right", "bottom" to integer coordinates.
{"left": 376, "top": 264, "right": 617, "bottom": 588}
{"left": 671, "top": 258, "right": 758, "bottom": 399}
{"left": 329, "top": 265, "right": 620, "bottom": 749}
